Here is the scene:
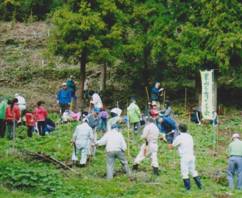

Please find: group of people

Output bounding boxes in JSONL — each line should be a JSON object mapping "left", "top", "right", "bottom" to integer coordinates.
{"left": 1, "top": 79, "right": 241, "bottom": 192}
{"left": 70, "top": 81, "right": 202, "bottom": 191}
{"left": 0, "top": 94, "right": 54, "bottom": 139}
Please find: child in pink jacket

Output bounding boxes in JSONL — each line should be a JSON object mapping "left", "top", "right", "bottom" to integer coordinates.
{"left": 34, "top": 101, "right": 48, "bottom": 136}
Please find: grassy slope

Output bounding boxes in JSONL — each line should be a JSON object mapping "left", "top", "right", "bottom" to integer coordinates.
{"left": 1, "top": 21, "right": 242, "bottom": 198}
{"left": 0, "top": 110, "right": 242, "bottom": 198}
{"left": 0, "top": 22, "right": 82, "bottom": 111}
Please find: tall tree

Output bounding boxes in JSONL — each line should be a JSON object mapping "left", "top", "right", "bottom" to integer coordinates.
{"left": 151, "top": 0, "right": 242, "bottom": 100}
{"left": 50, "top": 1, "right": 105, "bottom": 105}
{"left": 50, "top": 0, "right": 131, "bottom": 104}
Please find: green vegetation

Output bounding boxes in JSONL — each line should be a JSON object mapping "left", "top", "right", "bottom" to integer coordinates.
{"left": 0, "top": 1, "right": 241, "bottom": 196}
{"left": 0, "top": 0, "right": 64, "bottom": 21}
{"left": 50, "top": 0, "right": 242, "bottom": 98}
{"left": 0, "top": 111, "right": 242, "bottom": 197}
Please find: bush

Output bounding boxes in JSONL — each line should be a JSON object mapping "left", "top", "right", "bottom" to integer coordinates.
{"left": 0, "top": 165, "right": 63, "bottom": 193}
{"left": 0, "top": 0, "right": 65, "bottom": 22}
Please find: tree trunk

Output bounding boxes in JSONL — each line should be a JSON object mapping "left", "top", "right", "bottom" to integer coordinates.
{"left": 79, "top": 50, "right": 87, "bottom": 107}
{"left": 100, "top": 63, "right": 107, "bottom": 91}
{"left": 143, "top": 45, "right": 150, "bottom": 87}
{"left": 195, "top": 72, "right": 201, "bottom": 107}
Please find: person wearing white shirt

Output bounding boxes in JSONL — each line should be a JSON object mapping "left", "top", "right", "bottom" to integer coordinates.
{"left": 15, "top": 93, "right": 26, "bottom": 111}
{"left": 90, "top": 92, "right": 103, "bottom": 111}
{"left": 133, "top": 118, "right": 160, "bottom": 175}
{"left": 96, "top": 124, "right": 130, "bottom": 179}
{"left": 107, "top": 107, "right": 122, "bottom": 131}
{"left": 71, "top": 119, "right": 94, "bottom": 166}
{"left": 172, "top": 124, "right": 202, "bottom": 190}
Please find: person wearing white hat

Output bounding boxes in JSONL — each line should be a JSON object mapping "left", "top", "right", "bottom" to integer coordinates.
{"left": 107, "top": 107, "right": 122, "bottom": 131}
{"left": 89, "top": 91, "right": 103, "bottom": 112}
{"left": 227, "top": 133, "right": 242, "bottom": 190}
{"left": 71, "top": 119, "right": 94, "bottom": 167}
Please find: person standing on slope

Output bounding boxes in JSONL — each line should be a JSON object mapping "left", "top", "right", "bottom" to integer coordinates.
{"left": 127, "top": 97, "right": 142, "bottom": 133}
{"left": 71, "top": 118, "right": 94, "bottom": 167}
{"left": 132, "top": 118, "right": 160, "bottom": 176}
{"left": 227, "top": 133, "right": 242, "bottom": 190}
{"left": 96, "top": 124, "right": 130, "bottom": 179}
{"left": 171, "top": 124, "right": 202, "bottom": 191}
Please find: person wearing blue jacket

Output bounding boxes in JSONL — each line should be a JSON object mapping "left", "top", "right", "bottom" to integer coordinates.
{"left": 57, "top": 83, "right": 72, "bottom": 115}
{"left": 150, "top": 82, "right": 164, "bottom": 109}
{"left": 158, "top": 116, "right": 177, "bottom": 148}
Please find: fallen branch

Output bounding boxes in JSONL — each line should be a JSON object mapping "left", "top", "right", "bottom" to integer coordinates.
{"left": 20, "top": 149, "right": 78, "bottom": 174}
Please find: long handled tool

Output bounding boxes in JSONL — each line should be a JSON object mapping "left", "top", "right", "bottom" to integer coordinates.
{"left": 145, "top": 86, "right": 151, "bottom": 118}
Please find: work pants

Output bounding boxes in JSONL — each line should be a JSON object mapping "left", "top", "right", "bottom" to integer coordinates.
{"left": 227, "top": 156, "right": 242, "bottom": 190}
{"left": 6, "top": 120, "right": 16, "bottom": 140}
{"left": 106, "top": 151, "right": 130, "bottom": 179}
{"left": 134, "top": 143, "right": 159, "bottom": 168}
{"left": 37, "top": 121, "right": 46, "bottom": 136}
{"left": 180, "top": 155, "right": 198, "bottom": 179}
{"left": 72, "top": 145, "right": 89, "bottom": 165}
{"left": 27, "top": 126, "right": 34, "bottom": 137}
{"left": 0, "top": 119, "right": 6, "bottom": 138}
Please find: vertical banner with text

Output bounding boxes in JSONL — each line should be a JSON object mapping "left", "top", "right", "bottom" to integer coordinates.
{"left": 200, "top": 70, "right": 216, "bottom": 120}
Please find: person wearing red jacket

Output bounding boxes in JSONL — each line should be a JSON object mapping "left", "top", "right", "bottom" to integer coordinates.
{"left": 5, "top": 98, "right": 21, "bottom": 140}
{"left": 33, "top": 101, "right": 48, "bottom": 136}
{"left": 23, "top": 110, "right": 35, "bottom": 138}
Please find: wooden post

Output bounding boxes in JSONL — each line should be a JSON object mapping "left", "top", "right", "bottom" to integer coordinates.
{"left": 127, "top": 127, "right": 130, "bottom": 159}
{"left": 185, "top": 88, "right": 187, "bottom": 111}
{"left": 213, "top": 116, "right": 219, "bottom": 156}
{"left": 163, "top": 90, "right": 166, "bottom": 108}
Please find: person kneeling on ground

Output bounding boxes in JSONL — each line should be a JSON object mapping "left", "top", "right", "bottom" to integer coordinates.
{"left": 170, "top": 124, "right": 202, "bottom": 191}
{"left": 132, "top": 118, "right": 160, "bottom": 176}
{"left": 71, "top": 118, "right": 94, "bottom": 167}
{"left": 96, "top": 124, "right": 130, "bottom": 179}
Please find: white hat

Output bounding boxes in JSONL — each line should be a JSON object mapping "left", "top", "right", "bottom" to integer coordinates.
{"left": 15, "top": 93, "right": 19, "bottom": 97}
{"left": 111, "top": 108, "right": 122, "bottom": 117}
{"left": 232, "top": 133, "right": 240, "bottom": 139}
{"left": 151, "top": 101, "right": 157, "bottom": 106}
{"left": 62, "top": 82, "right": 67, "bottom": 86}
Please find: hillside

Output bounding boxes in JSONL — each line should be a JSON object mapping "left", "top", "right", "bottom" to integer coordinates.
{"left": 0, "top": 22, "right": 69, "bottom": 110}
{"left": 0, "top": 109, "right": 242, "bottom": 198}
{"left": 0, "top": 2, "right": 241, "bottom": 197}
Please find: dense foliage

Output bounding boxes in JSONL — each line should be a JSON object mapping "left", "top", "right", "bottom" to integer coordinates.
{"left": 49, "top": 0, "right": 242, "bottom": 96}
{"left": 0, "top": 0, "right": 241, "bottom": 93}
{"left": 0, "top": 0, "right": 64, "bottom": 21}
